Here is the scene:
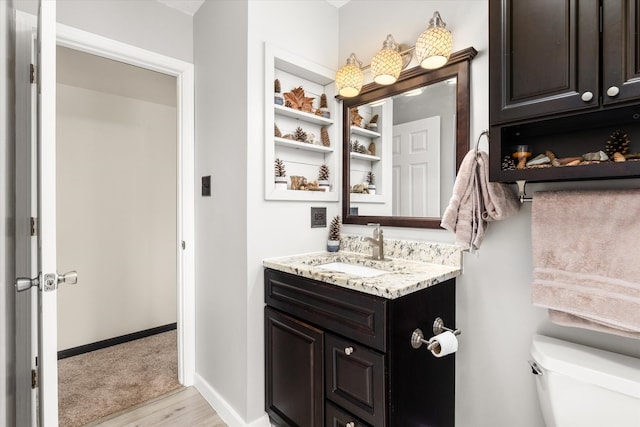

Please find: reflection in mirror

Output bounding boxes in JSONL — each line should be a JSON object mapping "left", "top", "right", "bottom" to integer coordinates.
{"left": 341, "top": 48, "right": 477, "bottom": 229}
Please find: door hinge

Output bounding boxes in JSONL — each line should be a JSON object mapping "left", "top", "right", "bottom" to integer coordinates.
{"left": 181, "top": 241, "right": 186, "bottom": 250}
{"left": 30, "top": 217, "right": 37, "bottom": 236}
{"left": 30, "top": 64, "right": 36, "bottom": 84}
{"left": 31, "top": 369, "right": 37, "bottom": 389}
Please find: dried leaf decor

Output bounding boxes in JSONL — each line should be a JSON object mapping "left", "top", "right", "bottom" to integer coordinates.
{"left": 284, "top": 86, "right": 314, "bottom": 113}
{"left": 350, "top": 107, "right": 363, "bottom": 127}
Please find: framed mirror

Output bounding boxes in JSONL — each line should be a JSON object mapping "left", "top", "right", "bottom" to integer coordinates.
{"left": 341, "top": 47, "right": 477, "bottom": 228}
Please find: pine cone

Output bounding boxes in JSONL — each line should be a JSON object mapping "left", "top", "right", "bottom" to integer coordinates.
{"left": 318, "top": 164, "right": 330, "bottom": 181}
{"left": 274, "top": 124, "right": 281, "bottom": 138}
{"left": 369, "top": 114, "right": 379, "bottom": 124}
{"left": 366, "top": 171, "right": 375, "bottom": 185}
{"left": 368, "top": 142, "right": 376, "bottom": 156}
{"left": 328, "top": 215, "right": 341, "bottom": 241}
{"left": 294, "top": 126, "right": 307, "bottom": 142}
{"left": 274, "top": 78, "right": 281, "bottom": 94}
{"left": 320, "top": 93, "right": 328, "bottom": 109}
{"left": 351, "top": 140, "right": 361, "bottom": 152}
{"left": 605, "top": 129, "right": 631, "bottom": 158}
{"left": 502, "top": 155, "right": 516, "bottom": 171}
{"left": 321, "top": 127, "right": 330, "bottom": 147}
{"left": 274, "top": 158, "right": 286, "bottom": 177}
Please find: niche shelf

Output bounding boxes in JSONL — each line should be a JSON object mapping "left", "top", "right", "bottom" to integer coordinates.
{"left": 265, "top": 43, "right": 339, "bottom": 201}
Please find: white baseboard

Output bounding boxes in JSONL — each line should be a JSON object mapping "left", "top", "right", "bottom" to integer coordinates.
{"left": 194, "top": 373, "right": 272, "bottom": 427}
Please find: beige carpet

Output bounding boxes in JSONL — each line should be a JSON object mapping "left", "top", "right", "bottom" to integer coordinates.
{"left": 58, "top": 330, "right": 181, "bottom": 427}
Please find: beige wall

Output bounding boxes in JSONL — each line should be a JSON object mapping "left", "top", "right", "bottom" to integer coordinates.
{"left": 56, "top": 48, "right": 177, "bottom": 351}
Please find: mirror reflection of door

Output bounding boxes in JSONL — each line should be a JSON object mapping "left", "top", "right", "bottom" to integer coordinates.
{"left": 392, "top": 116, "right": 440, "bottom": 217}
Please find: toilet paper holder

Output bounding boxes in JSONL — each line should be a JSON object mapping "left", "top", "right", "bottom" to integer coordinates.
{"left": 411, "top": 317, "right": 461, "bottom": 351}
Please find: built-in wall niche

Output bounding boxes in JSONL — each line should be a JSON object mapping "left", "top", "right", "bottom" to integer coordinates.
{"left": 264, "top": 43, "right": 339, "bottom": 201}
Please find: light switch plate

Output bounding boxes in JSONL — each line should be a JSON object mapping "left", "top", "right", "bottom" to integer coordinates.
{"left": 311, "top": 207, "right": 326, "bottom": 228}
{"left": 202, "top": 176, "right": 211, "bottom": 196}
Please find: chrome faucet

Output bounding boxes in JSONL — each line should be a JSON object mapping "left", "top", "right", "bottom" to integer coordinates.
{"left": 365, "top": 223, "right": 384, "bottom": 260}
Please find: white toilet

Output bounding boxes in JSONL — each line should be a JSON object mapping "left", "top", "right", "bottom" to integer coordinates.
{"left": 529, "top": 334, "right": 640, "bottom": 427}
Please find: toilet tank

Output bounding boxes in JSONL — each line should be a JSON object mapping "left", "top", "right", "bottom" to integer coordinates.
{"left": 530, "top": 335, "right": 640, "bottom": 427}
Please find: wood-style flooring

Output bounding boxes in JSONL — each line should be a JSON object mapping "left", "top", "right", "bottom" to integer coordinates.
{"left": 84, "top": 386, "right": 228, "bottom": 427}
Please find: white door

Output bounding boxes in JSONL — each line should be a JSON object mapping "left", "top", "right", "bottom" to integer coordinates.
{"left": 392, "top": 116, "right": 441, "bottom": 217}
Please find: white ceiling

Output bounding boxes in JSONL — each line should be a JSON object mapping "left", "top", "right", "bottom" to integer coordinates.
{"left": 155, "top": 0, "right": 350, "bottom": 16}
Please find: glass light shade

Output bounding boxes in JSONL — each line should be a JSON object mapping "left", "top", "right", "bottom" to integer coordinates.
{"left": 371, "top": 35, "right": 402, "bottom": 85}
{"left": 336, "top": 65, "right": 363, "bottom": 97}
{"left": 415, "top": 12, "right": 453, "bottom": 70}
{"left": 336, "top": 54, "right": 364, "bottom": 97}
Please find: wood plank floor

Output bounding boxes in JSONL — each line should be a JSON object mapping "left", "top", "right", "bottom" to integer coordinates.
{"left": 84, "top": 386, "right": 227, "bottom": 427}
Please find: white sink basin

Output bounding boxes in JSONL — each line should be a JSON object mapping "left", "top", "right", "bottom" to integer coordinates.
{"left": 316, "top": 262, "right": 387, "bottom": 278}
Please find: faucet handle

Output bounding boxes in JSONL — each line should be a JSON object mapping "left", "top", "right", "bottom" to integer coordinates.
{"left": 367, "top": 223, "right": 382, "bottom": 239}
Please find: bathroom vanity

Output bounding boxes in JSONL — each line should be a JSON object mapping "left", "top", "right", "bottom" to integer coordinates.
{"left": 263, "top": 238, "right": 462, "bottom": 427}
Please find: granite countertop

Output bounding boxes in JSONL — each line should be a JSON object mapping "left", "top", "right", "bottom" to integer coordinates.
{"left": 263, "top": 236, "right": 462, "bottom": 299}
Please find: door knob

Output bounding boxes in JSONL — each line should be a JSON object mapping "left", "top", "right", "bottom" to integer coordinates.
{"left": 57, "top": 271, "right": 78, "bottom": 285}
{"left": 15, "top": 276, "right": 39, "bottom": 292}
{"left": 344, "top": 346, "right": 354, "bottom": 356}
{"left": 606, "top": 86, "right": 620, "bottom": 97}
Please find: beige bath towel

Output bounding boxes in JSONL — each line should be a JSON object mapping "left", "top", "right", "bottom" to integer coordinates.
{"left": 441, "top": 149, "right": 520, "bottom": 251}
{"left": 531, "top": 190, "right": 640, "bottom": 339}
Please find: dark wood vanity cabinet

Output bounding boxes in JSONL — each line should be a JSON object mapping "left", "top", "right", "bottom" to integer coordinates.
{"left": 489, "top": 0, "right": 640, "bottom": 183}
{"left": 264, "top": 268, "right": 456, "bottom": 427}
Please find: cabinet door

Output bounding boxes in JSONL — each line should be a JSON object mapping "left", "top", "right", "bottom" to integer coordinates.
{"left": 265, "top": 307, "right": 324, "bottom": 427}
{"left": 602, "top": 0, "right": 640, "bottom": 106}
{"left": 489, "top": 0, "right": 600, "bottom": 124}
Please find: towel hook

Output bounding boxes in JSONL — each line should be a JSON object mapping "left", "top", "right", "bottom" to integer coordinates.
{"left": 516, "top": 180, "right": 533, "bottom": 203}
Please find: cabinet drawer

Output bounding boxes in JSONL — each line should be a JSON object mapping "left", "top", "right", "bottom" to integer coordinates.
{"left": 325, "top": 401, "right": 371, "bottom": 427}
{"left": 265, "top": 269, "right": 387, "bottom": 351}
{"left": 325, "top": 333, "right": 386, "bottom": 427}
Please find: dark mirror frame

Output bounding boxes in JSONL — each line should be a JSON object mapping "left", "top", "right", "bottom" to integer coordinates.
{"left": 340, "top": 47, "right": 477, "bottom": 228}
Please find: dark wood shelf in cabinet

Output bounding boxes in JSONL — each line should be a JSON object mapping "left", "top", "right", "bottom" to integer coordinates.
{"left": 489, "top": 104, "right": 640, "bottom": 183}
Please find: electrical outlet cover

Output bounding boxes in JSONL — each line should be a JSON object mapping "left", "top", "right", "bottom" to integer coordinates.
{"left": 311, "top": 207, "right": 326, "bottom": 228}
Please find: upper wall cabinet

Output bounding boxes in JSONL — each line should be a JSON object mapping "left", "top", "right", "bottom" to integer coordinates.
{"left": 264, "top": 44, "right": 339, "bottom": 201}
{"left": 489, "top": 0, "right": 640, "bottom": 183}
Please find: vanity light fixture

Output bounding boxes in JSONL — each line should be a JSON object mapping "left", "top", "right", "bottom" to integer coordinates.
{"left": 415, "top": 11, "right": 453, "bottom": 70}
{"left": 335, "top": 11, "right": 453, "bottom": 97}
{"left": 371, "top": 34, "right": 403, "bottom": 85}
{"left": 336, "top": 53, "right": 364, "bottom": 97}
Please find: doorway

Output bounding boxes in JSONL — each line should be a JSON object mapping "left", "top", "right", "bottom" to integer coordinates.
{"left": 55, "top": 46, "right": 179, "bottom": 425}
{"left": 12, "top": 13, "right": 195, "bottom": 425}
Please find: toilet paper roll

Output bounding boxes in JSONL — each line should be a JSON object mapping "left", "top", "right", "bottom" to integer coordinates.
{"left": 428, "top": 331, "right": 458, "bottom": 358}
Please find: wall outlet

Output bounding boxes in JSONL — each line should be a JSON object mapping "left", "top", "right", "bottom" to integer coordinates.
{"left": 311, "top": 207, "right": 326, "bottom": 228}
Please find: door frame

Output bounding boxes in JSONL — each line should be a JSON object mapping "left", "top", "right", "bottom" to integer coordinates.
{"left": 56, "top": 23, "right": 196, "bottom": 385}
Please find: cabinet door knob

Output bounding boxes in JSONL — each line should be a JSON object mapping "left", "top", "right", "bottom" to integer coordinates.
{"left": 581, "top": 91, "right": 594, "bottom": 102}
{"left": 607, "top": 86, "right": 620, "bottom": 97}
{"left": 346, "top": 422, "right": 355, "bottom": 427}
{"left": 344, "top": 346, "right": 354, "bottom": 356}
